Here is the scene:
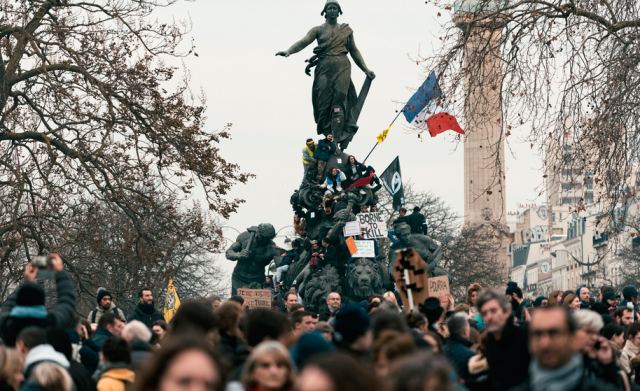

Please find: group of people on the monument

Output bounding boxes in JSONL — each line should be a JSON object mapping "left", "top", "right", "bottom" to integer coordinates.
{"left": 7, "top": 258, "right": 640, "bottom": 391}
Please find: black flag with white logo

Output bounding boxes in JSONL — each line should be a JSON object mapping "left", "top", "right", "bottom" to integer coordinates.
{"left": 380, "top": 156, "right": 404, "bottom": 211}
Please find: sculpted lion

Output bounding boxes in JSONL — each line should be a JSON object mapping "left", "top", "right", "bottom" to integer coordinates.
{"left": 343, "top": 258, "right": 385, "bottom": 302}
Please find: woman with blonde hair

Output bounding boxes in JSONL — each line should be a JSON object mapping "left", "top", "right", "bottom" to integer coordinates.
{"left": 0, "top": 347, "right": 24, "bottom": 391}
{"left": 241, "top": 341, "right": 295, "bottom": 391}
{"left": 25, "top": 363, "right": 72, "bottom": 391}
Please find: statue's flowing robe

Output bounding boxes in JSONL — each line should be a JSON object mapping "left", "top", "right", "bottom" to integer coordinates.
{"left": 309, "top": 24, "right": 358, "bottom": 147}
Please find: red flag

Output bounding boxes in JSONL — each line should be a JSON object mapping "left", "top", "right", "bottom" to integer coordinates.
{"left": 426, "top": 112, "right": 464, "bottom": 137}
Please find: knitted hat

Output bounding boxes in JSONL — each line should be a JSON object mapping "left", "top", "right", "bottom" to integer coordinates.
{"left": 96, "top": 288, "right": 112, "bottom": 304}
{"left": 533, "top": 296, "right": 547, "bottom": 308}
{"left": 333, "top": 304, "right": 370, "bottom": 345}
{"left": 16, "top": 283, "right": 45, "bottom": 307}
{"left": 419, "top": 297, "right": 444, "bottom": 325}
{"left": 603, "top": 290, "right": 619, "bottom": 302}
{"left": 623, "top": 285, "right": 638, "bottom": 300}
{"left": 292, "top": 331, "right": 335, "bottom": 369}
{"left": 505, "top": 281, "right": 523, "bottom": 298}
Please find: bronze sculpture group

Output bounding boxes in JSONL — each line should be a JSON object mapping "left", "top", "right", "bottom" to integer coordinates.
{"left": 225, "top": 1, "right": 446, "bottom": 311}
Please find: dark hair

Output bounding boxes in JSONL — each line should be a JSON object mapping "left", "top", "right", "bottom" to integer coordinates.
{"left": 245, "top": 309, "right": 290, "bottom": 347}
{"left": 373, "top": 330, "right": 416, "bottom": 364}
{"left": 387, "top": 351, "right": 453, "bottom": 391}
{"left": 98, "top": 312, "right": 123, "bottom": 330}
{"left": 477, "top": 289, "right": 511, "bottom": 313}
{"left": 17, "top": 326, "right": 47, "bottom": 349}
{"left": 533, "top": 306, "right": 577, "bottom": 334}
{"left": 170, "top": 301, "right": 218, "bottom": 337}
{"left": 102, "top": 336, "right": 131, "bottom": 364}
{"left": 133, "top": 337, "right": 226, "bottom": 391}
{"left": 289, "top": 303, "right": 305, "bottom": 313}
{"left": 80, "top": 319, "right": 93, "bottom": 339}
{"left": 291, "top": 311, "right": 316, "bottom": 327}
{"left": 614, "top": 307, "right": 633, "bottom": 318}
{"left": 229, "top": 295, "right": 245, "bottom": 305}
{"left": 152, "top": 320, "right": 168, "bottom": 331}
{"left": 284, "top": 292, "right": 298, "bottom": 302}
{"left": 371, "top": 310, "right": 409, "bottom": 339}
{"left": 138, "top": 288, "right": 152, "bottom": 298}
{"left": 446, "top": 313, "right": 469, "bottom": 337}
{"left": 626, "top": 323, "right": 640, "bottom": 340}
{"left": 215, "top": 301, "right": 243, "bottom": 336}
{"left": 602, "top": 323, "right": 625, "bottom": 340}
{"left": 305, "top": 353, "right": 379, "bottom": 391}
{"left": 405, "top": 312, "right": 427, "bottom": 330}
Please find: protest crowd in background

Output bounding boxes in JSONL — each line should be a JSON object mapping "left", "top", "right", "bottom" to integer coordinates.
{"left": 4, "top": 255, "right": 640, "bottom": 391}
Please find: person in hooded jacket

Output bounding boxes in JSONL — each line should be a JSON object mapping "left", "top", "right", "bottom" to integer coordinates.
{"left": 0, "top": 255, "right": 76, "bottom": 347}
{"left": 96, "top": 337, "right": 134, "bottom": 391}
{"left": 126, "top": 289, "right": 162, "bottom": 329}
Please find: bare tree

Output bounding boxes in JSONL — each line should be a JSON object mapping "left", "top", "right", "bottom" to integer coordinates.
{"left": 0, "top": 0, "right": 250, "bottom": 297}
{"left": 441, "top": 223, "right": 508, "bottom": 298}
{"left": 424, "top": 0, "right": 640, "bottom": 212}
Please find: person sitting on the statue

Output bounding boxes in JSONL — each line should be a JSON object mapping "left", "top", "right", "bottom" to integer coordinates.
{"left": 275, "top": 239, "right": 303, "bottom": 288}
{"left": 315, "top": 133, "right": 336, "bottom": 181}
{"left": 302, "top": 138, "right": 317, "bottom": 177}
{"left": 343, "top": 155, "right": 365, "bottom": 186}
{"left": 293, "top": 212, "right": 306, "bottom": 238}
{"left": 320, "top": 167, "right": 346, "bottom": 194}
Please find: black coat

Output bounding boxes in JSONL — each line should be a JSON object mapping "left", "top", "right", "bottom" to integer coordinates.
{"left": 0, "top": 271, "right": 77, "bottom": 347}
{"left": 315, "top": 139, "right": 336, "bottom": 162}
{"left": 406, "top": 212, "right": 427, "bottom": 234}
{"left": 127, "top": 303, "right": 163, "bottom": 328}
{"left": 444, "top": 335, "right": 475, "bottom": 382}
{"left": 484, "top": 317, "right": 530, "bottom": 391}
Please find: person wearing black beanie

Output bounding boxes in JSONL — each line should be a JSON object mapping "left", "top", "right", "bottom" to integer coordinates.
{"left": 87, "top": 288, "right": 126, "bottom": 325}
{"left": 0, "top": 254, "right": 76, "bottom": 347}
{"left": 332, "top": 304, "right": 372, "bottom": 363}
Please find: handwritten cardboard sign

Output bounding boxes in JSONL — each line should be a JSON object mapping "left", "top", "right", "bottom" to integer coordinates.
{"left": 352, "top": 240, "right": 376, "bottom": 258}
{"left": 343, "top": 221, "right": 361, "bottom": 237}
{"left": 237, "top": 288, "right": 272, "bottom": 309}
{"left": 356, "top": 212, "right": 388, "bottom": 239}
{"left": 427, "top": 276, "right": 450, "bottom": 298}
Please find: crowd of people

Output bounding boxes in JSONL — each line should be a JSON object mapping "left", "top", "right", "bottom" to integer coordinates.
{"left": 4, "top": 256, "right": 640, "bottom": 391}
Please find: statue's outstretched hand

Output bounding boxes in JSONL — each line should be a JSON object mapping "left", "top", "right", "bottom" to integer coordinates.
{"left": 365, "top": 70, "right": 376, "bottom": 80}
{"left": 276, "top": 51, "right": 290, "bottom": 58}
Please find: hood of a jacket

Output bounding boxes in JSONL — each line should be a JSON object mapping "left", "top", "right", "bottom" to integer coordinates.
{"left": 101, "top": 367, "right": 135, "bottom": 382}
{"left": 24, "top": 344, "right": 70, "bottom": 374}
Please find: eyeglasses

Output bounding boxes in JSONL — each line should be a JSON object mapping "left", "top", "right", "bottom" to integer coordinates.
{"left": 531, "top": 328, "right": 569, "bottom": 339}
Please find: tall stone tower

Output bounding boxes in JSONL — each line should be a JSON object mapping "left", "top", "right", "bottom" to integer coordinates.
{"left": 454, "top": 0, "right": 510, "bottom": 268}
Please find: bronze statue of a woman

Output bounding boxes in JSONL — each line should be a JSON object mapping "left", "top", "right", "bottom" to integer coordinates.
{"left": 276, "top": 0, "right": 375, "bottom": 150}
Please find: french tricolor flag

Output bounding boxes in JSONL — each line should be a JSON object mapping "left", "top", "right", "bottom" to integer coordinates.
{"left": 402, "top": 71, "right": 464, "bottom": 137}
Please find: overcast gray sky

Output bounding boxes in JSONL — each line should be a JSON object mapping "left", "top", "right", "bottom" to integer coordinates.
{"left": 165, "top": 0, "right": 545, "bottom": 273}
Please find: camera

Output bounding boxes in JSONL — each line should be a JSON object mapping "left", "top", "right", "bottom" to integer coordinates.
{"left": 31, "top": 255, "right": 51, "bottom": 269}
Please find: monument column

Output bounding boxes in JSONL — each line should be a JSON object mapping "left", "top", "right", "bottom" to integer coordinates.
{"left": 454, "top": 1, "right": 510, "bottom": 268}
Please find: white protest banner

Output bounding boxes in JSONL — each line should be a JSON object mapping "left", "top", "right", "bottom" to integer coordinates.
{"left": 356, "top": 212, "right": 388, "bottom": 239}
{"left": 352, "top": 240, "right": 376, "bottom": 258}
{"left": 343, "top": 221, "right": 361, "bottom": 237}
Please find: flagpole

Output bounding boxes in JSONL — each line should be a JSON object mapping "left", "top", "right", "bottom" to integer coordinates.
{"left": 362, "top": 109, "right": 404, "bottom": 165}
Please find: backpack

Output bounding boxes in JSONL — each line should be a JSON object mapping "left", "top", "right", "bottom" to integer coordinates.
{"left": 90, "top": 307, "right": 121, "bottom": 323}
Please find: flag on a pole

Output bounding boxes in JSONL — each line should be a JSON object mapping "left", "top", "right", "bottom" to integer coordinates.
{"left": 376, "top": 126, "right": 391, "bottom": 144}
{"left": 163, "top": 277, "right": 181, "bottom": 322}
{"left": 404, "top": 71, "right": 464, "bottom": 137}
{"left": 403, "top": 71, "right": 442, "bottom": 123}
{"left": 380, "top": 157, "right": 404, "bottom": 211}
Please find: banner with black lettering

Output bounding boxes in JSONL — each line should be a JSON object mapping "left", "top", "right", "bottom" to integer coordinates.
{"left": 380, "top": 156, "right": 404, "bottom": 211}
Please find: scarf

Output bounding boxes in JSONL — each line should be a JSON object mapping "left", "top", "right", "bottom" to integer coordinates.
{"left": 529, "top": 353, "right": 583, "bottom": 391}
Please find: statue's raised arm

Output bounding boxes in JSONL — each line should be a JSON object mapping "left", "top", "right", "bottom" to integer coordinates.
{"left": 275, "top": 0, "right": 375, "bottom": 150}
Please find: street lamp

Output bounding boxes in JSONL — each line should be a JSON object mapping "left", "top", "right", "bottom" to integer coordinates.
{"left": 550, "top": 249, "right": 605, "bottom": 289}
